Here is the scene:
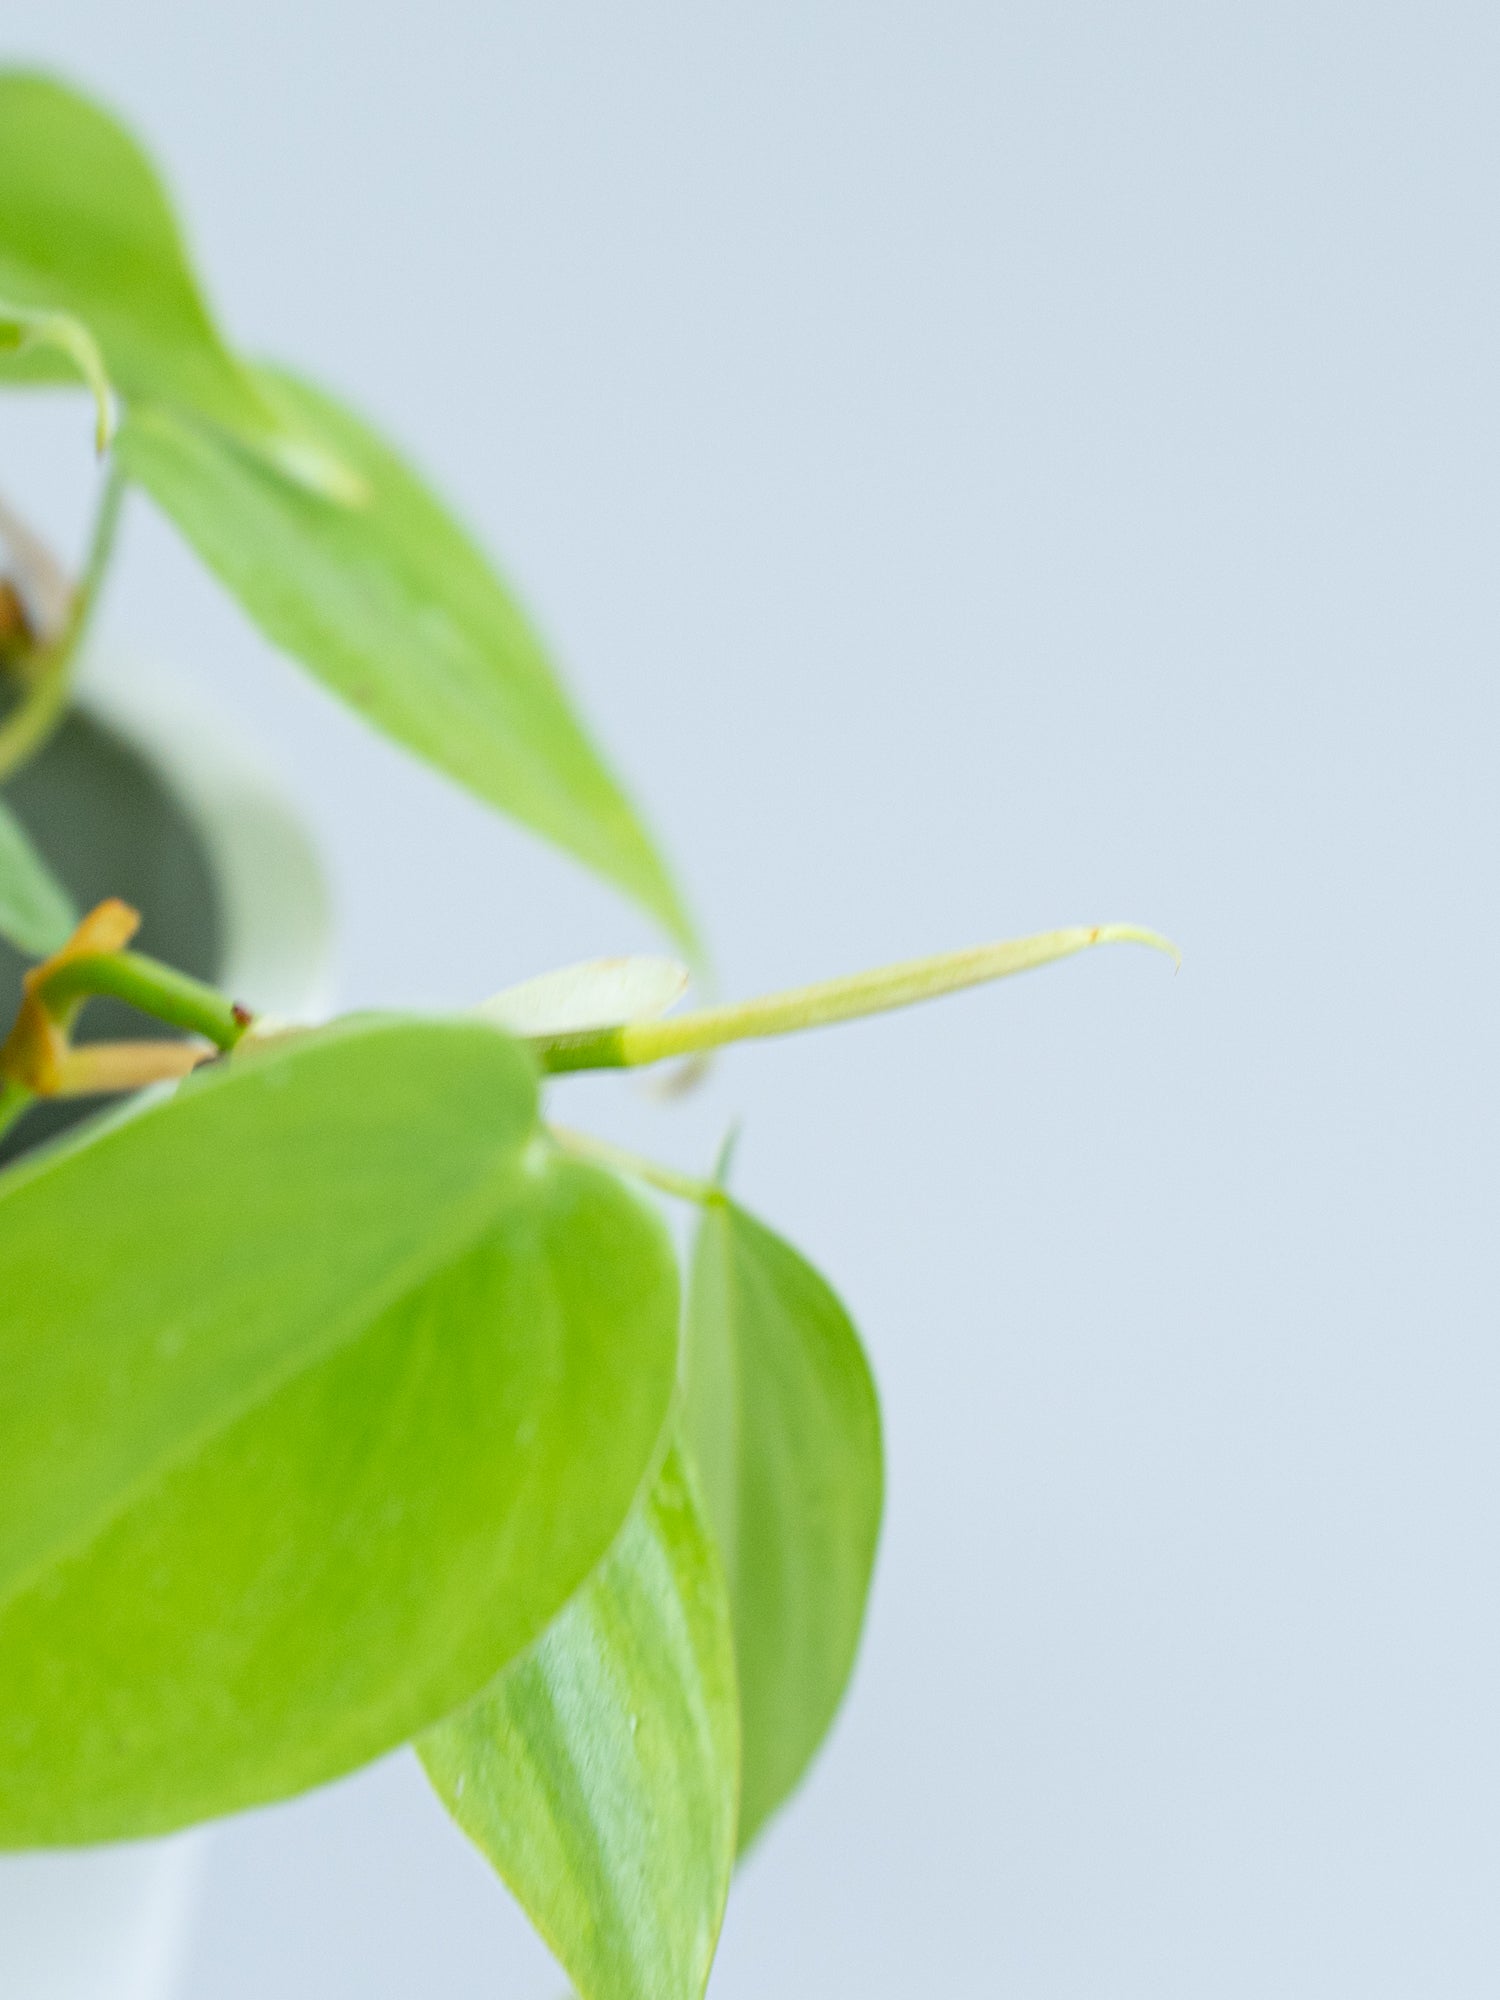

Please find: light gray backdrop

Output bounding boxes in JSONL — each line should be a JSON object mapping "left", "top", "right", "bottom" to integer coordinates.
{"left": 4, "top": 5, "right": 1498, "bottom": 1995}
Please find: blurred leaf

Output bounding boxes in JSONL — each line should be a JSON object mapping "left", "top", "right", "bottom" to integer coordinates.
{"left": 0, "top": 1016, "right": 678, "bottom": 1842}
{"left": 0, "top": 793, "right": 76, "bottom": 957}
{"left": 116, "top": 376, "right": 698, "bottom": 952}
{"left": 0, "top": 300, "right": 113, "bottom": 449}
{"left": 684, "top": 1192, "right": 883, "bottom": 1850}
{"left": 478, "top": 956, "right": 690, "bottom": 1037}
{"left": 422, "top": 1445, "right": 738, "bottom": 2000}
{"left": 0, "top": 71, "right": 275, "bottom": 445}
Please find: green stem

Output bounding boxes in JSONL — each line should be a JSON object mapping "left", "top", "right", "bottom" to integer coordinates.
{"left": 0, "top": 467, "right": 126, "bottom": 781}
{"left": 35, "top": 951, "right": 249, "bottom": 1052}
{"left": 0, "top": 1078, "right": 32, "bottom": 1142}
{"left": 547, "top": 1124, "right": 718, "bottom": 1206}
{"left": 533, "top": 922, "right": 1178, "bottom": 1074}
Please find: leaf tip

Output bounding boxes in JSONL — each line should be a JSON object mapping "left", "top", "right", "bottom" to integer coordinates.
{"left": 1093, "top": 923, "right": 1182, "bottom": 972}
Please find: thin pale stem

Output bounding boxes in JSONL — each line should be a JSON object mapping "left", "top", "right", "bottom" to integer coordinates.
{"left": 54, "top": 1041, "right": 210, "bottom": 1095}
{"left": 548, "top": 1123, "right": 718, "bottom": 1206}
{"left": 533, "top": 922, "right": 1178, "bottom": 1074}
{"left": 0, "top": 467, "right": 126, "bottom": 780}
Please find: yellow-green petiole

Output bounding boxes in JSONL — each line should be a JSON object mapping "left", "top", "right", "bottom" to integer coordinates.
{"left": 531, "top": 923, "right": 1178, "bottom": 1075}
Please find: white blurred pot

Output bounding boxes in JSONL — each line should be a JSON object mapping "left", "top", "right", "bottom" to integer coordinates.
{"left": 75, "top": 649, "right": 335, "bottom": 1022}
{"left": 0, "top": 647, "right": 333, "bottom": 1998}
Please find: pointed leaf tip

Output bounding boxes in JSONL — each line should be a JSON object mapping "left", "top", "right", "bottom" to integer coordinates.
{"left": 1087, "top": 923, "right": 1181, "bottom": 971}
{"left": 115, "top": 374, "right": 699, "bottom": 952}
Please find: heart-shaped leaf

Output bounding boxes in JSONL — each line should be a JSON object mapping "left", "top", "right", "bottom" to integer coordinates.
{"left": 422, "top": 1444, "right": 738, "bottom": 2000}
{"left": 0, "top": 794, "right": 76, "bottom": 957}
{"left": 683, "top": 1191, "right": 883, "bottom": 1851}
{"left": 0, "top": 1016, "right": 678, "bottom": 1842}
{"left": 115, "top": 380, "right": 698, "bottom": 952}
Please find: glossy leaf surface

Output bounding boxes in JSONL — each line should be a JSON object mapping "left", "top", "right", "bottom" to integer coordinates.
{"left": 0, "top": 72, "right": 274, "bottom": 443}
{"left": 422, "top": 1446, "right": 738, "bottom": 2000}
{"left": 684, "top": 1195, "right": 883, "bottom": 1850}
{"left": 116, "top": 378, "right": 696, "bottom": 950}
{"left": 0, "top": 1017, "right": 678, "bottom": 1842}
{"left": 0, "top": 795, "right": 76, "bottom": 957}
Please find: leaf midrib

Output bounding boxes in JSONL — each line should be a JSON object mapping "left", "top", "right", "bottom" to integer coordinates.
{"left": 0, "top": 1139, "right": 547, "bottom": 1621}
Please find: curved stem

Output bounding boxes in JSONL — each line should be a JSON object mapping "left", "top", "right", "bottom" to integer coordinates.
{"left": 0, "top": 467, "right": 126, "bottom": 780}
{"left": 533, "top": 922, "right": 1179, "bottom": 1075}
{"left": 34, "top": 950, "right": 250, "bottom": 1052}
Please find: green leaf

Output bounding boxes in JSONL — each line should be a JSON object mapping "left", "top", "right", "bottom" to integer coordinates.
{"left": 0, "top": 1016, "right": 679, "bottom": 1843}
{"left": 0, "top": 792, "right": 77, "bottom": 957}
{"left": 0, "top": 299, "right": 113, "bottom": 449}
{"left": 0, "top": 71, "right": 276, "bottom": 447}
{"left": 421, "top": 1445, "right": 739, "bottom": 2000}
{"left": 115, "top": 378, "right": 699, "bottom": 953}
{"left": 683, "top": 1192, "right": 883, "bottom": 1851}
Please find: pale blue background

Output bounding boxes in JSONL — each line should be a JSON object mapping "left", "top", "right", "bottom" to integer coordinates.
{"left": 4, "top": 5, "right": 1499, "bottom": 1994}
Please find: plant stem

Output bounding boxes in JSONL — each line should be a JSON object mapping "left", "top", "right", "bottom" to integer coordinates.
{"left": 0, "top": 466, "right": 126, "bottom": 780}
{"left": 548, "top": 1124, "right": 718, "bottom": 1206}
{"left": 533, "top": 922, "right": 1178, "bottom": 1074}
{"left": 53, "top": 1040, "right": 210, "bottom": 1095}
{"left": 35, "top": 951, "right": 250, "bottom": 1052}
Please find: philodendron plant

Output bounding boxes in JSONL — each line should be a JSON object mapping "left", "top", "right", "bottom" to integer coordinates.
{"left": 0, "top": 71, "right": 1174, "bottom": 2000}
